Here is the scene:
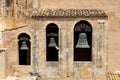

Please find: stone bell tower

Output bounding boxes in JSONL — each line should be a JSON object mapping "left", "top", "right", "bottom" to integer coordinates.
{"left": 30, "top": 9, "right": 108, "bottom": 80}
{"left": 0, "top": 1, "right": 108, "bottom": 80}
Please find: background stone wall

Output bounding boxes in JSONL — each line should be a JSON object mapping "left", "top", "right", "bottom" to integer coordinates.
{"left": 1, "top": 17, "right": 107, "bottom": 80}
{"left": 0, "top": 0, "right": 119, "bottom": 77}
{"left": 37, "top": 0, "right": 120, "bottom": 72}
{"left": 0, "top": 49, "right": 6, "bottom": 78}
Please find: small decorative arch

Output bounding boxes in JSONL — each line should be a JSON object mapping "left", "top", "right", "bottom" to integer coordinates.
{"left": 74, "top": 20, "right": 92, "bottom": 61}
{"left": 46, "top": 23, "right": 59, "bottom": 61}
{"left": 18, "top": 33, "right": 31, "bottom": 65}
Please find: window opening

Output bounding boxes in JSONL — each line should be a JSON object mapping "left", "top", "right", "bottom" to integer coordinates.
{"left": 46, "top": 23, "right": 59, "bottom": 61}
{"left": 18, "top": 33, "right": 31, "bottom": 65}
{"left": 74, "top": 21, "right": 92, "bottom": 61}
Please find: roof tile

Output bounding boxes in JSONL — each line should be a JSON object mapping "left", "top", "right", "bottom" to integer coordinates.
{"left": 32, "top": 9, "right": 108, "bottom": 18}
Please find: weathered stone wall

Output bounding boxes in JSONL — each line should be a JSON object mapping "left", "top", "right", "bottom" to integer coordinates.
{"left": 2, "top": 0, "right": 118, "bottom": 71}
{"left": 106, "top": 1, "right": 120, "bottom": 71}
{"left": 0, "top": 0, "right": 119, "bottom": 79}
{"left": 0, "top": 49, "right": 6, "bottom": 78}
{"left": 2, "top": 17, "right": 107, "bottom": 80}
{"left": 34, "top": 0, "right": 120, "bottom": 72}
{"left": 2, "top": 25, "right": 33, "bottom": 77}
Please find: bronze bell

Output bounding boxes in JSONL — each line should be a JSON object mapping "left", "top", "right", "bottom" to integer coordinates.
{"left": 20, "top": 41, "right": 28, "bottom": 50}
{"left": 48, "top": 37, "right": 56, "bottom": 47}
{"left": 76, "top": 33, "right": 90, "bottom": 48}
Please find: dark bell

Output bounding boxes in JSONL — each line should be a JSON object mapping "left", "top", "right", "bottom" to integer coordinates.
{"left": 76, "top": 33, "right": 90, "bottom": 48}
{"left": 48, "top": 37, "right": 56, "bottom": 47}
{"left": 20, "top": 41, "right": 28, "bottom": 50}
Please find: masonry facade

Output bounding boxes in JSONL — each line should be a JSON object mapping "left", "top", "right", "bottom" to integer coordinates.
{"left": 0, "top": 0, "right": 119, "bottom": 80}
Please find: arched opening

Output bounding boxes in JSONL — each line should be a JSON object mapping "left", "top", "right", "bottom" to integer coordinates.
{"left": 46, "top": 23, "right": 59, "bottom": 61}
{"left": 74, "top": 20, "right": 92, "bottom": 61}
{"left": 18, "top": 33, "right": 31, "bottom": 65}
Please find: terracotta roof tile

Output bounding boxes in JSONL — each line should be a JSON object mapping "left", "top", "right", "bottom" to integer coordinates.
{"left": 32, "top": 9, "right": 108, "bottom": 18}
{"left": 107, "top": 72, "right": 120, "bottom": 80}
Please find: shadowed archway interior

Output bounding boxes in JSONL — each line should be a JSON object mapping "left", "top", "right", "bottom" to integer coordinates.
{"left": 46, "top": 23, "right": 59, "bottom": 61}
{"left": 74, "top": 20, "right": 92, "bottom": 61}
{"left": 18, "top": 33, "right": 31, "bottom": 65}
